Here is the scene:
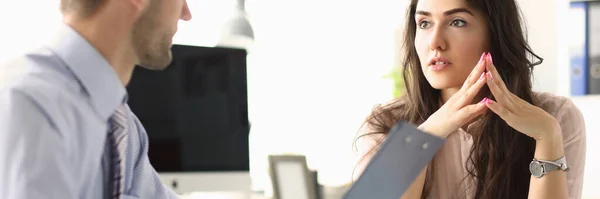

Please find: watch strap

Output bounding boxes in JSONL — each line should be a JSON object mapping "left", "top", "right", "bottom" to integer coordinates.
{"left": 534, "top": 156, "right": 569, "bottom": 171}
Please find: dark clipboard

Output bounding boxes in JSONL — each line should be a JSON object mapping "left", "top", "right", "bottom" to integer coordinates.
{"left": 343, "top": 121, "right": 444, "bottom": 199}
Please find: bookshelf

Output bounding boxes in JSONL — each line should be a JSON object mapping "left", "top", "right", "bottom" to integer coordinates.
{"left": 560, "top": 0, "right": 600, "bottom": 97}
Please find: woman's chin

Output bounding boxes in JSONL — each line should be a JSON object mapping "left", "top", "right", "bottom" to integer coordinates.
{"left": 428, "top": 81, "right": 459, "bottom": 90}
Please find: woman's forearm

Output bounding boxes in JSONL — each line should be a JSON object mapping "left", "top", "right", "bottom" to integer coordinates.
{"left": 399, "top": 164, "right": 428, "bottom": 199}
{"left": 528, "top": 132, "right": 569, "bottom": 199}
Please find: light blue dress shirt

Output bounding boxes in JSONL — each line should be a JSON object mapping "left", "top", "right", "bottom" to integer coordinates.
{"left": 0, "top": 24, "right": 178, "bottom": 199}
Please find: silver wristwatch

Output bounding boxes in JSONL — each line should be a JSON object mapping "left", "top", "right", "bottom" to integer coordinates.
{"left": 529, "top": 156, "right": 569, "bottom": 178}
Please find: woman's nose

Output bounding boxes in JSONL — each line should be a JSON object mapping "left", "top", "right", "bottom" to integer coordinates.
{"left": 428, "top": 28, "right": 447, "bottom": 51}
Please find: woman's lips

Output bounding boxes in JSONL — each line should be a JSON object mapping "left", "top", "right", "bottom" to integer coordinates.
{"left": 428, "top": 57, "right": 451, "bottom": 71}
{"left": 429, "top": 63, "right": 451, "bottom": 71}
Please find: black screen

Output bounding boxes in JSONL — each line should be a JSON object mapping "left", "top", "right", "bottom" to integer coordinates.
{"left": 126, "top": 44, "right": 250, "bottom": 172}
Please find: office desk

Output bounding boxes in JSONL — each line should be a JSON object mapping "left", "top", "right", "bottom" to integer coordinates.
{"left": 180, "top": 192, "right": 268, "bottom": 199}
{"left": 179, "top": 192, "right": 339, "bottom": 199}
{"left": 179, "top": 185, "right": 349, "bottom": 199}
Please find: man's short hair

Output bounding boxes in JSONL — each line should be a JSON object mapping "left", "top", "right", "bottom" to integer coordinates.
{"left": 60, "top": 0, "right": 106, "bottom": 18}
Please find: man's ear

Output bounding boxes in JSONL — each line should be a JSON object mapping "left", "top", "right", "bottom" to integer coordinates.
{"left": 130, "top": 0, "right": 150, "bottom": 14}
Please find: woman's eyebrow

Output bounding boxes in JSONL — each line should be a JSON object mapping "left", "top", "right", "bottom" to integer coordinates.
{"left": 416, "top": 8, "right": 474, "bottom": 17}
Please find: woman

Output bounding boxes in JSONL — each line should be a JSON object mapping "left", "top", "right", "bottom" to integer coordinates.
{"left": 354, "top": 0, "right": 586, "bottom": 198}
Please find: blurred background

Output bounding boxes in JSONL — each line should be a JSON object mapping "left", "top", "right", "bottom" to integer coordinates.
{"left": 0, "top": 0, "right": 598, "bottom": 198}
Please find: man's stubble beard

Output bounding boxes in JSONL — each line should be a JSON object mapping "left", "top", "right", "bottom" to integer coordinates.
{"left": 130, "top": 0, "right": 173, "bottom": 71}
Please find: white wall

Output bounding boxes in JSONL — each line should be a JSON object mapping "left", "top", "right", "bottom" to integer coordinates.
{"left": 571, "top": 96, "right": 600, "bottom": 199}
{"left": 0, "top": 1, "right": 62, "bottom": 65}
{"left": 518, "top": 0, "right": 563, "bottom": 95}
{"left": 172, "top": 0, "right": 236, "bottom": 47}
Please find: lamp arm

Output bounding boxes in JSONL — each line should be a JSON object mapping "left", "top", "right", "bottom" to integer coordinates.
{"left": 237, "top": 0, "right": 245, "bottom": 11}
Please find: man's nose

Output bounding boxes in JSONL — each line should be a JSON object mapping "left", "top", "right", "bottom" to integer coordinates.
{"left": 180, "top": 1, "right": 192, "bottom": 21}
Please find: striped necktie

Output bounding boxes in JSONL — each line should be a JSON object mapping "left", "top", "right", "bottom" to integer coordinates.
{"left": 107, "top": 105, "right": 128, "bottom": 199}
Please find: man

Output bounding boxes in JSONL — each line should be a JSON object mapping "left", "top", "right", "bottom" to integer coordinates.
{"left": 0, "top": 0, "right": 191, "bottom": 198}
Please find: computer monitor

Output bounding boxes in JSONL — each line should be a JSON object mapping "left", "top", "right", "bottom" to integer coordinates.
{"left": 126, "top": 44, "right": 251, "bottom": 194}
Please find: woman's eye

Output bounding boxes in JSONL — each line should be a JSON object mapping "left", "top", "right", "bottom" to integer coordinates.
{"left": 451, "top": 19, "right": 467, "bottom": 27}
{"left": 419, "top": 20, "right": 431, "bottom": 29}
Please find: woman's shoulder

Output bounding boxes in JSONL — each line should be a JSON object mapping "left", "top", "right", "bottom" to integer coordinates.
{"left": 533, "top": 92, "right": 585, "bottom": 139}
{"left": 533, "top": 92, "right": 580, "bottom": 118}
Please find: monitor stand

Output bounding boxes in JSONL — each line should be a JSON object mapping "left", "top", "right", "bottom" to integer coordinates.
{"left": 159, "top": 171, "right": 252, "bottom": 194}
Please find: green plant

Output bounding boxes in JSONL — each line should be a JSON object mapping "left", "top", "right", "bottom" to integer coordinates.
{"left": 383, "top": 66, "right": 405, "bottom": 98}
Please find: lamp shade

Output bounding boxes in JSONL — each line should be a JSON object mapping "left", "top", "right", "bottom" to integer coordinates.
{"left": 226, "top": 13, "right": 254, "bottom": 39}
{"left": 217, "top": 0, "right": 254, "bottom": 50}
{"left": 218, "top": 13, "right": 254, "bottom": 50}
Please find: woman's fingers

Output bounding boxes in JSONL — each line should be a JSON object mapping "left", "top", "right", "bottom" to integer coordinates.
{"left": 457, "top": 71, "right": 487, "bottom": 107}
{"left": 460, "top": 52, "right": 488, "bottom": 91}
{"left": 449, "top": 52, "right": 486, "bottom": 105}
{"left": 485, "top": 53, "right": 517, "bottom": 110}
{"left": 484, "top": 98, "right": 512, "bottom": 122}
{"left": 456, "top": 100, "right": 488, "bottom": 123}
{"left": 485, "top": 53, "right": 509, "bottom": 95}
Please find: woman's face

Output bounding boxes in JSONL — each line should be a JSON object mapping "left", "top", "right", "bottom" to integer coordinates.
{"left": 414, "top": 0, "right": 489, "bottom": 90}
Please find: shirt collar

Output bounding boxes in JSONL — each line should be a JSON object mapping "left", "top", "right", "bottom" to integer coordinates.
{"left": 47, "top": 23, "right": 127, "bottom": 120}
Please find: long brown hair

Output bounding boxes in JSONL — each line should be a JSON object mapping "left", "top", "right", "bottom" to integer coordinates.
{"left": 355, "top": 0, "right": 544, "bottom": 198}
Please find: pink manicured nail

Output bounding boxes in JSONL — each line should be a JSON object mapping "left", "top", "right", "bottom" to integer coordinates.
{"left": 487, "top": 53, "right": 494, "bottom": 65}
{"left": 486, "top": 98, "right": 493, "bottom": 105}
{"left": 487, "top": 72, "right": 493, "bottom": 80}
{"left": 479, "top": 72, "right": 485, "bottom": 80}
{"left": 479, "top": 52, "right": 487, "bottom": 65}
{"left": 480, "top": 97, "right": 488, "bottom": 104}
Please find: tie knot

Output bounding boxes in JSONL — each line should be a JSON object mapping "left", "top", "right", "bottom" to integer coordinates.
{"left": 113, "top": 104, "right": 126, "bottom": 116}
{"left": 115, "top": 104, "right": 125, "bottom": 115}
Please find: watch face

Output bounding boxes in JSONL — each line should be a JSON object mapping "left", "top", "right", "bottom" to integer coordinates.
{"left": 530, "top": 161, "right": 543, "bottom": 177}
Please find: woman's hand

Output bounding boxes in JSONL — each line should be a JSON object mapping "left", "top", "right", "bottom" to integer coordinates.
{"left": 419, "top": 52, "right": 489, "bottom": 138}
{"left": 482, "top": 53, "right": 562, "bottom": 143}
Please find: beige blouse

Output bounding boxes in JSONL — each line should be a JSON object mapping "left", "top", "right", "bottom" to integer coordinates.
{"left": 355, "top": 92, "right": 586, "bottom": 199}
